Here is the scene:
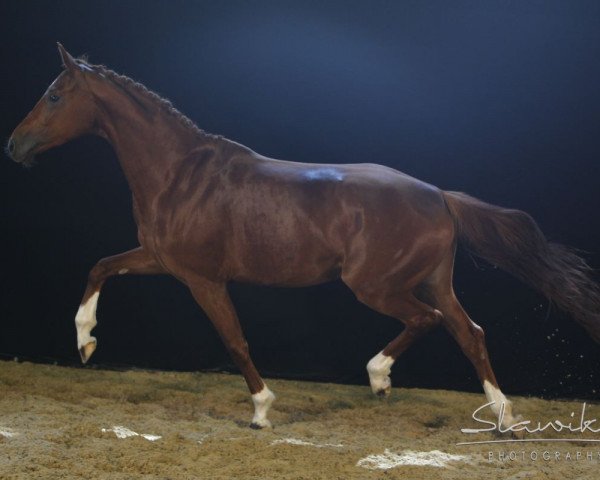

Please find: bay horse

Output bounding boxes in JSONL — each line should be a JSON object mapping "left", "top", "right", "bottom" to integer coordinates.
{"left": 7, "top": 44, "right": 600, "bottom": 429}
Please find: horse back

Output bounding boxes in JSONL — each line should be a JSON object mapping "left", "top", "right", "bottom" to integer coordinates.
{"left": 151, "top": 147, "right": 453, "bottom": 286}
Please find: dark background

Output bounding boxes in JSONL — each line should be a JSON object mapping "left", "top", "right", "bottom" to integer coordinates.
{"left": 1, "top": 0, "right": 599, "bottom": 399}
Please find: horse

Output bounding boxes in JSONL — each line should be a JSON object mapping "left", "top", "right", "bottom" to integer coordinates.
{"left": 7, "top": 44, "right": 600, "bottom": 430}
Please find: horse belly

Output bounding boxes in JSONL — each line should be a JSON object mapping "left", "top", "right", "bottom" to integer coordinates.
{"left": 230, "top": 228, "right": 343, "bottom": 287}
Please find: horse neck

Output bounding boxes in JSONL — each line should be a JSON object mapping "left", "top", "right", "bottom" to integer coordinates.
{"left": 90, "top": 77, "right": 202, "bottom": 215}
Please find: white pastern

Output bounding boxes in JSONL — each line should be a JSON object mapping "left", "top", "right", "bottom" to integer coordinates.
{"left": 483, "top": 380, "right": 517, "bottom": 426}
{"left": 367, "top": 351, "right": 395, "bottom": 395}
{"left": 251, "top": 385, "right": 276, "bottom": 428}
{"left": 75, "top": 291, "right": 99, "bottom": 350}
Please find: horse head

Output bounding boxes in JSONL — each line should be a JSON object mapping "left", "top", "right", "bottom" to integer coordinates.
{"left": 6, "top": 43, "right": 97, "bottom": 166}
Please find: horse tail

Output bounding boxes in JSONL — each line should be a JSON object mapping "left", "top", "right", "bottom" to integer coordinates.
{"left": 442, "top": 190, "right": 600, "bottom": 344}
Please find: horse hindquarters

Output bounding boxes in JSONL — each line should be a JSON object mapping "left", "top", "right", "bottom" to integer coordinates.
{"left": 342, "top": 213, "right": 521, "bottom": 430}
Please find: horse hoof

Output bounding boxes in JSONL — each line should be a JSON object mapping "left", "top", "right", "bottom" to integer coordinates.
{"left": 508, "top": 414, "right": 525, "bottom": 439}
{"left": 249, "top": 420, "right": 272, "bottom": 430}
{"left": 79, "top": 339, "right": 97, "bottom": 364}
{"left": 376, "top": 387, "right": 391, "bottom": 398}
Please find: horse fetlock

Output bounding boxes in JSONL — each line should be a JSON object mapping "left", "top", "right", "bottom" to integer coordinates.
{"left": 367, "top": 351, "right": 394, "bottom": 396}
{"left": 76, "top": 321, "right": 97, "bottom": 343}
{"left": 75, "top": 312, "right": 97, "bottom": 331}
{"left": 250, "top": 386, "right": 276, "bottom": 429}
{"left": 483, "top": 379, "right": 522, "bottom": 433}
{"left": 499, "top": 400, "right": 521, "bottom": 428}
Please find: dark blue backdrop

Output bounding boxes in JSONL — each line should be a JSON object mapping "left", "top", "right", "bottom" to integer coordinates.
{"left": 1, "top": 0, "right": 599, "bottom": 399}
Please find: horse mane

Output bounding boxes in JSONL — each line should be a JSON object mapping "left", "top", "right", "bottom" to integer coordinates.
{"left": 74, "top": 57, "right": 221, "bottom": 141}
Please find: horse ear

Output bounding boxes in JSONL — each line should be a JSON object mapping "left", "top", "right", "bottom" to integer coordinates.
{"left": 57, "top": 42, "right": 78, "bottom": 73}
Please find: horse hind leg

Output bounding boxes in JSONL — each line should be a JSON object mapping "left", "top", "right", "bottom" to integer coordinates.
{"left": 431, "top": 285, "right": 521, "bottom": 430}
{"left": 411, "top": 249, "right": 522, "bottom": 430}
{"left": 355, "top": 289, "right": 443, "bottom": 397}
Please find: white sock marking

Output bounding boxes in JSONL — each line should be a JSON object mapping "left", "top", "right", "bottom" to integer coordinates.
{"left": 75, "top": 291, "right": 99, "bottom": 350}
{"left": 251, "top": 385, "right": 275, "bottom": 428}
{"left": 483, "top": 380, "right": 517, "bottom": 426}
{"left": 367, "top": 351, "right": 394, "bottom": 394}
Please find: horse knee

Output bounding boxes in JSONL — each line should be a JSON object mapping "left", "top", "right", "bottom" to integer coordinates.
{"left": 88, "top": 258, "right": 110, "bottom": 285}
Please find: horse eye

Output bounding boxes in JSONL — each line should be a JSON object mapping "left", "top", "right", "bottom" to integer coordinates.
{"left": 49, "top": 94, "right": 60, "bottom": 103}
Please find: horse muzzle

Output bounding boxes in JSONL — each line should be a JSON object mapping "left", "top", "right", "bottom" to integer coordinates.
{"left": 6, "top": 133, "right": 40, "bottom": 166}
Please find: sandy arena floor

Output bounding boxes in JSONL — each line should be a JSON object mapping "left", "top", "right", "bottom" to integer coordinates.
{"left": 0, "top": 360, "right": 599, "bottom": 479}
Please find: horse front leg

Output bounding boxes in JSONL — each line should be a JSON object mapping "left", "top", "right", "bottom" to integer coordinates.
{"left": 76, "top": 246, "right": 164, "bottom": 363}
{"left": 187, "top": 278, "right": 275, "bottom": 428}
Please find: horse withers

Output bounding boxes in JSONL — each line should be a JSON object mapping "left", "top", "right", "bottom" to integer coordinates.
{"left": 7, "top": 44, "right": 600, "bottom": 430}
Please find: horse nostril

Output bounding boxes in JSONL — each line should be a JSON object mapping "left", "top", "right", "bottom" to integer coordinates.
{"left": 7, "top": 138, "right": 15, "bottom": 154}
